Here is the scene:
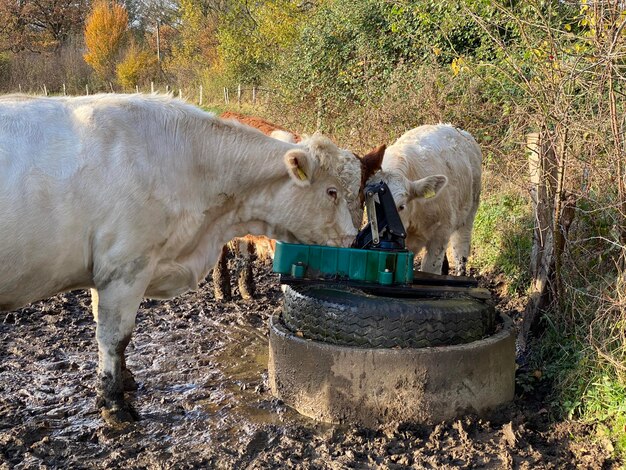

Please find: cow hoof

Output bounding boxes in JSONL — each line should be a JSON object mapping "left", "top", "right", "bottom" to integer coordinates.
{"left": 122, "top": 369, "right": 139, "bottom": 391}
{"left": 214, "top": 291, "right": 232, "bottom": 302}
{"left": 240, "top": 292, "right": 254, "bottom": 301}
{"left": 101, "top": 403, "right": 139, "bottom": 427}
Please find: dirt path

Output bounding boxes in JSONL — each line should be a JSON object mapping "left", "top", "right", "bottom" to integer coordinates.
{"left": 0, "top": 262, "right": 619, "bottom": 469}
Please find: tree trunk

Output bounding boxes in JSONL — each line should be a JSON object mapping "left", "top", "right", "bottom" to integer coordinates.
{"left": 519, "top": 131, "right": 558, "bottom": 352}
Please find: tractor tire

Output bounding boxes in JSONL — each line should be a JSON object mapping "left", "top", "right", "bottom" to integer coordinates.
{"left": 282, "top": 284, "right": 496, "bottom": 348}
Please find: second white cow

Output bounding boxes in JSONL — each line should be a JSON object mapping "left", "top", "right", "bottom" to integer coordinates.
{"left": 371, "top": 124, "right": 482, "bottom": 276}
{"left": 0, "top": 93, "right": 364, "bottom": 424}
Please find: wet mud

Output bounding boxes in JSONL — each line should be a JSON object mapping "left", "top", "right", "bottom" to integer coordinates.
{"left": 0, "top": 261, "right": 621, "bottom": 469}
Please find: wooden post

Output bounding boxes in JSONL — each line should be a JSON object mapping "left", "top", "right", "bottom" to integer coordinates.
{"left": 63, "top": 83, "right": 66, "bottom": 96}
{"left": 199, "top": 85, "right": 203, "bottom": 106}
{"left": 316, "top": 97, "right": 323, "bottom": 131}
{"left": 86, "top": 84, "right": 89, "bottom": 95}
{"left": 237, "top": 84, "right": 242, "bottom": 107}
{"left": 136, "top": 85, "right": 139, "bottom": 93}
{"left": 151, "top": 81, "right": 155, "bottom": 93}
{"left": 179, "top": 89, "right": 182, "bottom": 99}
{"left": 252, "top": 86, "right": 256, "bottom": 106}
{"left": 519, "top": 130, "right": 558, "bottom": 352}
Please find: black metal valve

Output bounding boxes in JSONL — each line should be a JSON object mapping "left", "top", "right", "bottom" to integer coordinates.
{"left": 352, "top": 181, "right": 407, "bottom": 251}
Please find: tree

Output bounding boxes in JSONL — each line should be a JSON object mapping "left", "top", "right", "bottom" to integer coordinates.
{"left": 166, "top": 0, "right": 221, "bottom": 84}
{"left": 216, "top": 0, "right": 306, "bottom": 84}
{"left": 0, "top": 0, "right": 89, "bottom": 52}
{"left": 116, "top": 40, "right": 159, "bottom": 88}
{"left": 84, "top": 0, "right": 129, "bottom": 81}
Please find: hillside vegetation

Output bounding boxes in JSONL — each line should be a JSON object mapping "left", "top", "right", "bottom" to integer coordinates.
{"left": 1, "top": 0, "right": 625, "bottom": 458}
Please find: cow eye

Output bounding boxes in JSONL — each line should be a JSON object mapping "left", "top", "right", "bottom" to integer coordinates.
{"left": 398, "top": 204, "right": 406, "bottom": 211}
{"left": 327, "top": 187, "right": 338, "bottom": 200}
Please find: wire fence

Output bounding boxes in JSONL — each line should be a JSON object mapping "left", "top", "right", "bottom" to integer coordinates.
{"left": 9, "top": 82, "right": 275, "bottom": 108}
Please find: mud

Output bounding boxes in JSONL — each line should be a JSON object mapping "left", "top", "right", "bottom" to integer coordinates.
{"left": 0, "top": 260, "right": 621, "bottom": 469}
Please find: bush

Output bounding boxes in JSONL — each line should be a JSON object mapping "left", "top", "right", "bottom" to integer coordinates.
{"left": 116, "top": 44, "right": 160, "bottom": 90}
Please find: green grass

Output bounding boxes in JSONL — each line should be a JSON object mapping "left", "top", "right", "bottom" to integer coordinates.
{"left": 471, "top": 192, "right": 533, "bottom": 295}
{"left": 527, "top": 306, "right": 626, "bottom": 460}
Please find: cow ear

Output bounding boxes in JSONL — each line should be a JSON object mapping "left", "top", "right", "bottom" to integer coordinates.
{"left": 360, "top": 144, "right": 386, "bottom": 181}
{"left": 284, "top": 149, "right": 314, "bottom": 187}
{"left": 408, "top": 175, "right": 448, "bottom": 202}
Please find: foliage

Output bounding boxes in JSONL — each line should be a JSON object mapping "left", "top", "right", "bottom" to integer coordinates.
{"left": 0, "top": 0, "right": 89, "bottom": 53}
{"left": 0, "top": 52, "right": 9, "bottom": 83}
{"left": 166, "top": 0, "right": 219, "bottom": 86}
{"left": 116, "top": 42, "right": 160, "bottom": 89}
{"left": 215, "top": 0, "right": 305, "bottom": 85}
{"left": 471, "top": 191, "right": 532, "bottom": 295}
{"left": 270, "top": 0, "right": 501, "bottom": 112}
{"left": 84, "top": 0, "right": 129, "bottom": 81}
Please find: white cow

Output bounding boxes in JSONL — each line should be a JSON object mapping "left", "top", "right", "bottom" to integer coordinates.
{"left": 0, "top": 93, "right": 365, "bottom": 424}
{"left": 371, "top": 124, "right": 482, "bottom": 276}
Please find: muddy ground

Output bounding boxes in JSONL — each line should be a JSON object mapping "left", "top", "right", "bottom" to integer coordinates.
{"left": 0, "top": 259, "right": 620, "bottom": 469}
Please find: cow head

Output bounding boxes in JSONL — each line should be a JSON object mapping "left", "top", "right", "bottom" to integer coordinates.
{"left": 369, "top": 169, "right": 448, "bottom": 227}
{"left": 272, "top": 134, "right": 365, "bottom": 247}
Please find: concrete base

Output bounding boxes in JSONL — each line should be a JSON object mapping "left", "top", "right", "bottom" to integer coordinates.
{"left": 268, "top": 313, "right": 516, "bottom": 426}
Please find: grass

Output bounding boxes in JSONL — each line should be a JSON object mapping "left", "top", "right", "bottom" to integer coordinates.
{"left": 525, "top": 287, "right": 626, "bottom": 460}
{"left": 471, "top": 191, "right": 533, "bottom": 295}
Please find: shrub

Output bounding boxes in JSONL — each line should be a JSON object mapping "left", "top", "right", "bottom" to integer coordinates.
{"left": 116, "top": 44, "right": 160, "bottom": 90}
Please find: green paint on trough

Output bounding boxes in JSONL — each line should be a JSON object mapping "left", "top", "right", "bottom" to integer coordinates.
{"left": 272, "top": 241, "right": 415, "bottom": 285}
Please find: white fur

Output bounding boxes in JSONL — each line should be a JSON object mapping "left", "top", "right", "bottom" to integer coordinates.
{"left": 371, "top": 124, "right": 482, "bottom": 276}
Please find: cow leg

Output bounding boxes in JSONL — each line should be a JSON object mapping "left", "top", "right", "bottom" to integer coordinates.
{"left": 420, "top": 239, "right": 448, "bottom": 274}
{"left": 450, "top": 225, "right": 473, "bottom": 277}
{"left": 92, "top": 278, "right": 146, "bottom": 425}
{"left": 91, "top": 289, "right": 137, "bottom": 392}
{"left": 237, "top": 240, "right": 256, "bottom": 301}
{"left": 212, "top": 245, "right": 232, "bottom": 301}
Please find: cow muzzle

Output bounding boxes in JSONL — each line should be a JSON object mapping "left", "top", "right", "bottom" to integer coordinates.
{"left": 327, "top": 235, "right": 357, "bottom": 248}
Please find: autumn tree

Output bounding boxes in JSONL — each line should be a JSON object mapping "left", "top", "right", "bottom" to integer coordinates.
{"left": 116, "top": 40, "right": 159, "bottom": 89}
{"left": 167, "top": 0, "right": 222, "bottom": 84}
{"left": 84, "top": 0, "right": 129, "bottom": 81}
{"left": 216, "top": 0, "right": 305, "bottom": 84}
{"left": 0, "top": 0, "right": 89, "bottom": 52}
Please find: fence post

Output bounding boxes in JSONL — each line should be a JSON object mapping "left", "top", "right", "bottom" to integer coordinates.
{"left": 519, "top": 130, "right": 558, "bottom": 352}
{"left": 252, "top": 86, "right": 256, "bottom": 106}
{"left": 63, "top": 83, "right": 66, "bottom": 96}
{"left": 316, "top": 97, "right": 323, "bottom": 131}
{"left": 199, "top": 85, "right": 203, "bottom": 106}
{"left": 237, "top": 84, "right": 242, "bottom": 107}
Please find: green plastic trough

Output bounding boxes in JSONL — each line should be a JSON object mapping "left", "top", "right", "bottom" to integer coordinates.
{"left": 272, "top": 241, "right": 415, "bottom": 285}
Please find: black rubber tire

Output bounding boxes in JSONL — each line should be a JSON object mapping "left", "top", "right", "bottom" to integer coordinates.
{"left": 282, "top": 285, "right": 496, "bottom": 348}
